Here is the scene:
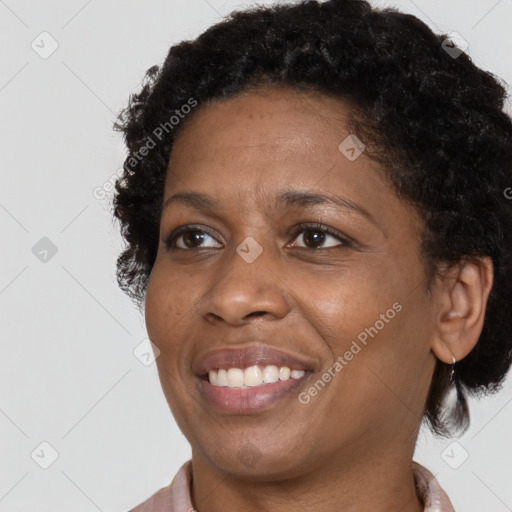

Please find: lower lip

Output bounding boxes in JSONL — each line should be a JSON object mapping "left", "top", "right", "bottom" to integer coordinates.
{"left": 196, "top": 373, "right": 311, "bottom": 414}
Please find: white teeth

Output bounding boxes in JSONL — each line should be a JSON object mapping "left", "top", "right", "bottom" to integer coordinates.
{"left": 263, "top": 365, "right": 279, "bottom": 383}
{"left": 209, "top": 370, "right": 218, "bottom": 386}
{"left": 244, "top": 365, "right": 263, "bottom": 387}
{"left": 226, "top": 368, "right": 244, "bottom": 388}
{"left": 217, "top": 369, "right": 228, "bottom": 386}
{"left": 207, "top": 365, "right": 306, "bottom": 388}
{"left": 279, "top": 366, "right": 291, "bottom": 381}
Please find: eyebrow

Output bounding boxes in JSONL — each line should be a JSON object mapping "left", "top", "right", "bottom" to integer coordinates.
{"left": 161, "top": 190, "right": 377, "bottom": 226}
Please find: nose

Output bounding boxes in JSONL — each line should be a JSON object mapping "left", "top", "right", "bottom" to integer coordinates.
{"left": 202, "top": 245, "right": 291, "bottom": 326}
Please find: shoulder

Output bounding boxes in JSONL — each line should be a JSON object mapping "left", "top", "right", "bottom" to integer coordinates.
{"left": 127, "top": 483, "right": 174, "bottom": 512}
{"left": 126, "top": 460, "right": 193, "bottom": 512}
{"left": 412, "top": 461, "right": 455, "bottom": 512}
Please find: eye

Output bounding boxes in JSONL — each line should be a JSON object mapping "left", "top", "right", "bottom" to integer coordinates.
{"left": 164, "top": 222, "right": 351, "bottom": 251}
{"left": 165, "top": 226, "right": 222, "bottom": 250}
{"left": 288, "top": 223, "right": 350, "bottom": 249}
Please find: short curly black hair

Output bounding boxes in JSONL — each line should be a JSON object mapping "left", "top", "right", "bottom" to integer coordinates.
{"left": 112, "top": 0, "right": 512, "bottom": 437}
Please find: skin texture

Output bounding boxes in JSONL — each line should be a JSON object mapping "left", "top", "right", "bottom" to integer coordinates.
{"left": 144, "top": 86, "right": 493, "bottom": 512}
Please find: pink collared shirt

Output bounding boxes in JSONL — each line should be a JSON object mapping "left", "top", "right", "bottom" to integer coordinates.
{"left": 127, "top": 460, "right": 455, "bottom": 512}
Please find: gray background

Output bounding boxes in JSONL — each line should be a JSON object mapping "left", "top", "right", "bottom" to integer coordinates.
{"left": 1, "top": 0, "right": 511, "bottom": 510}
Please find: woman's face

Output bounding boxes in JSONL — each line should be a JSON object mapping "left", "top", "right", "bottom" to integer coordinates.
{"left": 145, "top": 86, "right": 438, "bottom": 478}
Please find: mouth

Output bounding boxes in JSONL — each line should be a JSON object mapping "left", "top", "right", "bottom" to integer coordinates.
{"left": 193, "top": 343, "right": 317, "bottom": 413}
{"left": 196, "top": 366, "right": 313, "bottom": 414}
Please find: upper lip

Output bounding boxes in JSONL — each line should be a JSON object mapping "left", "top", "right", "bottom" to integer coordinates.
{"left": 193, "top": 343, "right": 316, "bottom": 376}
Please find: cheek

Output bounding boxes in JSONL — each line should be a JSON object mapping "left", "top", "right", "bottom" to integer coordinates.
{"left": 144, "top": 271, "right": 167, "bottom": 343}
{"left": 144, "top": 265, "right": 188, "bottom": 374}
{"left": 304, "top": 256, "right": 428, "bottom": 399}
{"left": 144, "top": 262, "right": 192, "bottom": 340}
{"left": 144, "top": 267, "right": 196, "bottom": 420}
{"left": 338, "top": 293, "right": 433, "bottom": 423}
{"left": 299, "top": 262, "right": 398, "bottom": 345}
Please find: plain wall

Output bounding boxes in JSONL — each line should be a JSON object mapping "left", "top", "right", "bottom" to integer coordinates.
{"left": 1, "top": 0, "right": 511, "bottom": 510}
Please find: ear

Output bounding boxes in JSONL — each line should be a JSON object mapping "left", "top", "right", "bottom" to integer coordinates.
{"left": 430, "top": 256, "right": 494, "bottom": 364}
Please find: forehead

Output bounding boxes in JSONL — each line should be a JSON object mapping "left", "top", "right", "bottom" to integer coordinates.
{"left": 169, "top": 86, "right": 353, "bottom": 163}
{"left": 166, "top": 87, "right": 383, "bottom": 195}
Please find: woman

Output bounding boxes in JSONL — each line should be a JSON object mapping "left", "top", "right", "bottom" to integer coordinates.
{"left": 112, "top": 0, "right": 512, "bottom": 510}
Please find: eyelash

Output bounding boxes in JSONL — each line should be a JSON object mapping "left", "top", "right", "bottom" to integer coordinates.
{"left": 164, "top": 222, "right": 352, "bottom": 250}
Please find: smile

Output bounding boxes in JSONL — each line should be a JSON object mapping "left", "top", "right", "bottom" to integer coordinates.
{"left": 208, "top": 365, "right": 306, "bottom": 388}
{"left": 197, "top": 369, "right": 312, "bottom": 413}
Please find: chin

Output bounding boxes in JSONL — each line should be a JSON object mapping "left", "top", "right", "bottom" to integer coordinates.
{"left": 194, "top": 434, "right": 317, "bottom": 481}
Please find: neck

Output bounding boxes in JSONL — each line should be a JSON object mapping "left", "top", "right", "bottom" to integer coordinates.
{"left": 190, "top": 439, "right": 424, "bottom": 512}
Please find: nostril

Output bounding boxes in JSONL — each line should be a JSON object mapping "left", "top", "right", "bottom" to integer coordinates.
{"left": 247, "top": 311, "right": 266, "bottom": 318}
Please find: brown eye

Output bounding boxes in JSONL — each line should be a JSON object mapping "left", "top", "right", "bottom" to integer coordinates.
{"left": 165, "top": 226, "right": 222, "bottom": 250}
{"left": 180, "top": 230, "right": 207, "bottom": 248}
{"left": 289, "top": 224, "right": 350, "bottom": 249}
{"left": 300, "top": 228, "right": 328, "bottom": 248}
